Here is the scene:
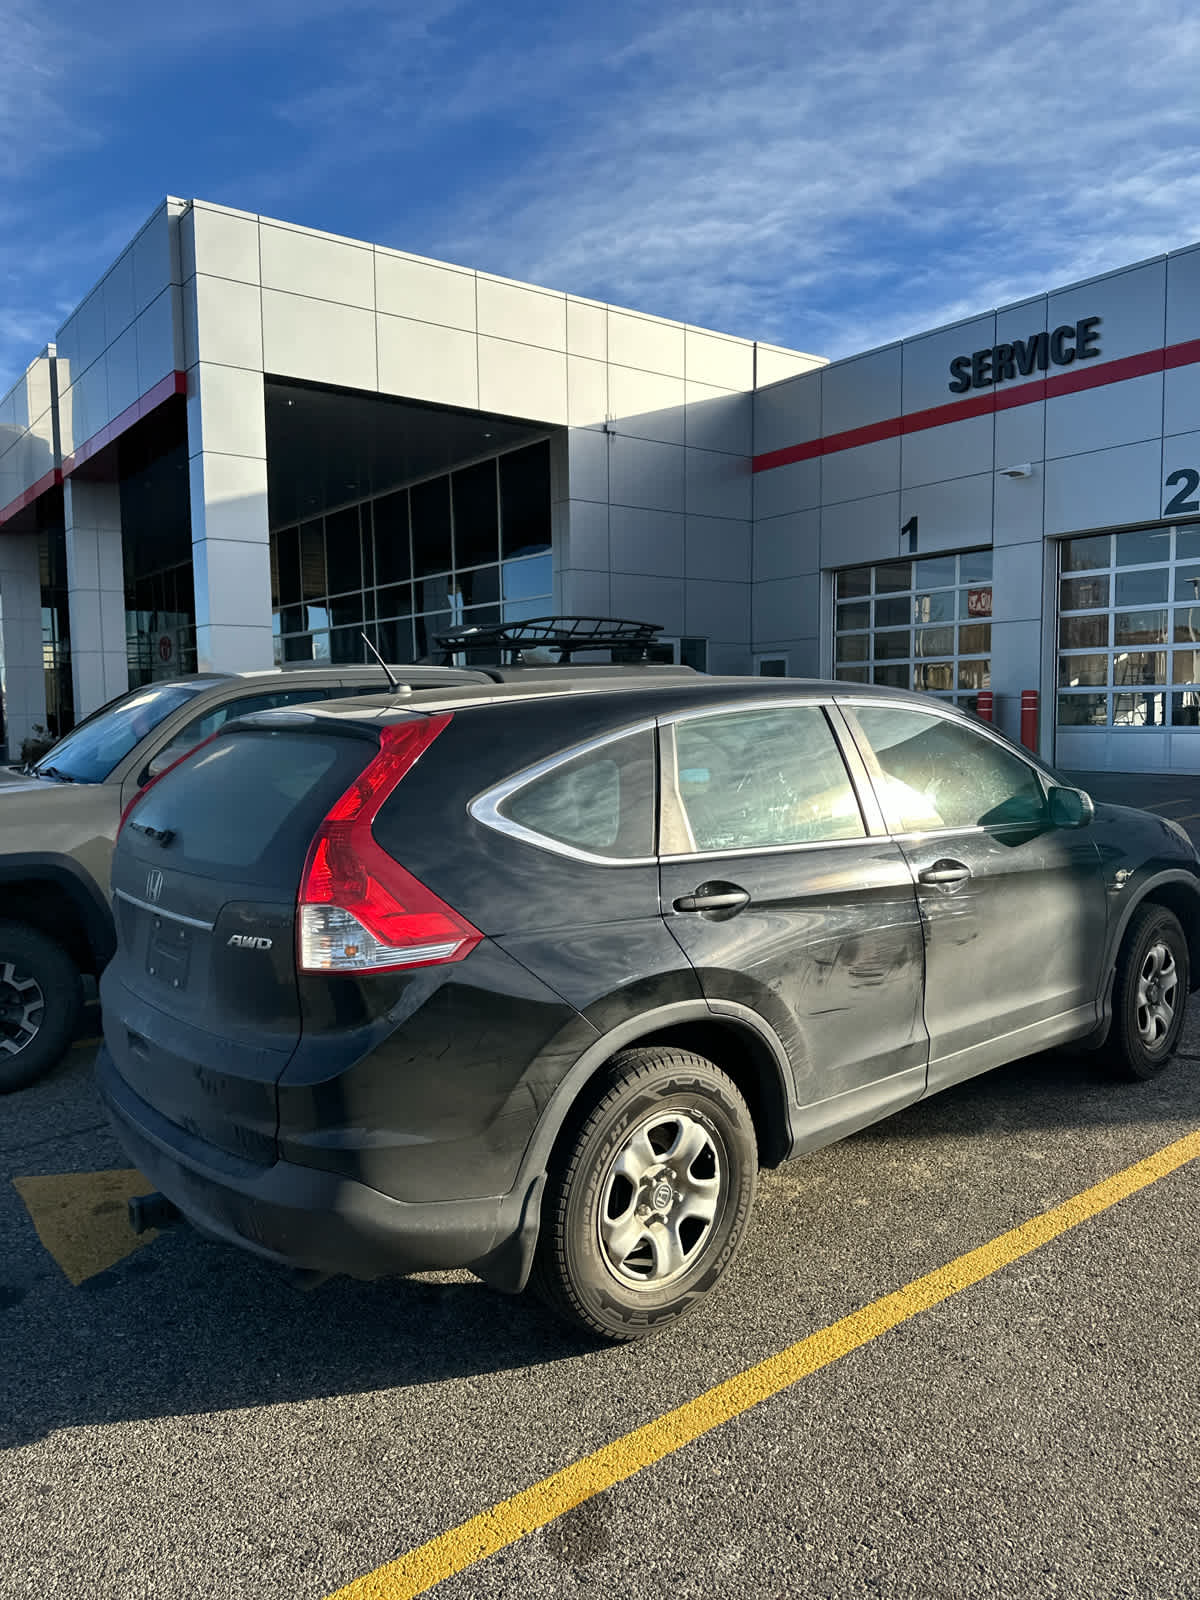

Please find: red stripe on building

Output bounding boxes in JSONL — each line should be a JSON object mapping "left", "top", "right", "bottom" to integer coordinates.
{"left": 0, "top": 466, "right": 63, "bottom": 529}
{"left": 61, "top": 370, "right": 188, "bottom": 477}
{"left": 752, "top": 338, "right": 1200, "bottom": 473}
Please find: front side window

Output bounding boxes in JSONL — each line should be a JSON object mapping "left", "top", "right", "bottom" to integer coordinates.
{"left": 853, "top": 706, "right": 1045, "bottom": 832}
{"left": 152, "top": 687, "right": 345, "bottom": 769}
{"left": 667, "top": 705, "right": 865, "bottom": 853}
{"left": 492, "top": 728, "right": 656, "bottom": 860}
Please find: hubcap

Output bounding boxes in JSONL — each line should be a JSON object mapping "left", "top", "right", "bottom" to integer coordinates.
{"left": 597, "top": 1110, "right": 725, "bottom": 1288}
{"left": 1136, "top": 941, "right": 1178, "bottom": 1050}
{"left": 0, "top": 962, "right": 44, "bottom": 1056}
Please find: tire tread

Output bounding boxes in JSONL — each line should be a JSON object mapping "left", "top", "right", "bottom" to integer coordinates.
{"left": 529, "top": 1046, "right": 756, "bottom": 1341}
{"left": 0, "top": 920, "right": 83, "bottom": 1093}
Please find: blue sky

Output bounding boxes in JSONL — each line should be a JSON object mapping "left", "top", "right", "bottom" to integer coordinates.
{"left": 3, "top": 0, "right": 1200, "bottom": 393}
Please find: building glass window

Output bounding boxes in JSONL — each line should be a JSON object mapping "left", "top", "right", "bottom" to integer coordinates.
{"left": 271, "top": 440, "right": 553, "bottom": 664}
{"left": 1057, "top": 524, "right": 1200, "bottom": 729}
{"left": 39, "top": 527, "right": 74, "bottom": 739}
{"left": 121, "top": 433, "right": 197, "bottom": 688}
{"left": 833, "top": 551, "right": 993, "bottom": 712}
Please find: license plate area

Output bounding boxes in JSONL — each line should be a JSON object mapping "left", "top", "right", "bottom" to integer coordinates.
{"left": 146, "top": 917, "right": 193, "bottom": 992}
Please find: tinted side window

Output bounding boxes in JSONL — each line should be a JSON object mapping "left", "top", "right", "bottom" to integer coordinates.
{"left": 497, "top": 729, "right": 655, "bottom": 859}
{"left": 155, "top": 687, "right": 341, "bottom": 766}
{"left": 668, "top": 706, "right": 865, "bottom": 852}
{"left": 853, "top": 706, "right": 1045, "bottom": 831}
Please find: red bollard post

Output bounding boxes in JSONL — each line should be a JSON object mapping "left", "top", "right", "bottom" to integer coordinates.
{"left": 1020, "top": 689, "right": 1038, "bottom": 751}
{"left": 976, "top": 689, "right": 994, "bottom": 723}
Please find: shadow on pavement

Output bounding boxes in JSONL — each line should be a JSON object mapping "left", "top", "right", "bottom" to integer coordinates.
{"left": 3, "top": 1035, "right": 1196, "bottom": 1451}
{"left": 0, "top": 1229, "right": 592, "bottom": 1450}
{"left": 854, "top": 1039, "right": 1200, "bottom": 1145}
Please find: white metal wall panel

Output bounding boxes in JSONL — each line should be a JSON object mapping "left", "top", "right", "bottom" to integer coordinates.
{"left": 753, "top": 509, "right": 820, "bottom": 583}
{"left": 1166, "top": 245, "right": 1200, "bottom": 346}
{"left": 1048, "top": 258, "right": 1166, "bottom": 363}
{"left": 1044, "top": 439, "right": 1164, "bottom": 537}
{"left": 822, "top": 437, "right": 901, "bottom": 505}
{"left": 1044, "top": 371, "right": 1165, "bottom": 459}
{"left": 900, "top": 314, "right": 995, "bottom": 414}
{"left": 754, "top": 367, "right": 821, "bottom": 456}
{"left": 820, "top": 345, "right": 901, "bottom": 435}
{"left": 901, "top": 414, "right": 994, "bottom": 488}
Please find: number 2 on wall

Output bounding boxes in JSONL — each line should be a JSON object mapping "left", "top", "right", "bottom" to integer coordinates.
{"left": 1164, "top": 468, "right": 1200, "bottom": 517}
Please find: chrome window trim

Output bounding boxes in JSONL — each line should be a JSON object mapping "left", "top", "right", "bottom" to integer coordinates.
{"left": 468, "top": 717, "right": 658, "bottom": 867}
{"left": 114, "top": 889, "right": 216, "bottom": 931}
{"left": 661, "top": 693, "right": 837, "bottom": 726}
{"left": 663, "top": 832, "right": 881, "bottom": 865}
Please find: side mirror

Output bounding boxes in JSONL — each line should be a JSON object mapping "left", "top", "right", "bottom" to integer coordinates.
{"left": 144, "top": 748, "right": 179, "bottom": 783}
{"left": 1048, "top": 786, "right": 1094, "bottom": 829}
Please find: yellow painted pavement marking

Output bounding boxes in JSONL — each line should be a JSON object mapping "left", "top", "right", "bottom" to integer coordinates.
{"left": 12, "top": 1168, "right": 157, "bottom": 1285}
{"left": 328, "top": 1129, "right": 1200, "bottom": 1600}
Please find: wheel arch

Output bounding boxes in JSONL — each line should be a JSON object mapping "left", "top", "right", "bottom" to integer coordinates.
{"left": 535, "top": 1001, "right": 794, "bottom": 1182}
{"left": 1118, "top": 874, "right": 1200, "bottom": 993}
{"left": 473, "top": 1001, "right": 795, "bottom": 1296}
{"left": 0, "top": 856, "right": 114, "bottom": 975}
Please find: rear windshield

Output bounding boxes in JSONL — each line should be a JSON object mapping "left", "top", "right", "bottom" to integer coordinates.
{"left": 126, "top": 728, "right": 372, "bottom": 887}
{"left": 35, "top": 682, "right": 209, "bottom": 783}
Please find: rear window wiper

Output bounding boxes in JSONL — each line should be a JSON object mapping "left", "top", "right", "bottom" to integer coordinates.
{"left": 128, "top": 820, "right": 175, "bottom": 847}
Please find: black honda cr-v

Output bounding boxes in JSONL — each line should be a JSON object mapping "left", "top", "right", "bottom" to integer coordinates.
{"left": 97, "top": 670, "right": 1200, "bottom": 1339}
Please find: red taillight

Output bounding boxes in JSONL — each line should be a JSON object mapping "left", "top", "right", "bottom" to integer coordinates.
{"left": 117, "top": 733, "right": 222, "bottom": 838}
{"left": 297, "top": 714, "right": 481, "bottom": 975}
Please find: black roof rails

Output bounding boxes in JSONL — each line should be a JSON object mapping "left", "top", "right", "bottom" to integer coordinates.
{"left": 429, "top": 616, "right": 664, "bottom": 665}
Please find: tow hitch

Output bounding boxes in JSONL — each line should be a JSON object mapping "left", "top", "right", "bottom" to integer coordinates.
{"left": 127, "top": 1192, "right": 184, "bottom": 1234}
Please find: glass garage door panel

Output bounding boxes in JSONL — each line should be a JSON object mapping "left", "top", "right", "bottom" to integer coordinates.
{"left": 1057, "top": 525, "right": 1200, "bottom": 733}
{"left": 833, "top": 551, "right": 992, "bottom": 712}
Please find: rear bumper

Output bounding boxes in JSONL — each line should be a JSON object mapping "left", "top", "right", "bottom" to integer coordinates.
{"left": 96, "top": 1045, "right": 530, "bottom": 1286}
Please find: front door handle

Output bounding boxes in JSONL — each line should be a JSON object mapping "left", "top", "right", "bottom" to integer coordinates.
{"left": 673, "top": 885, "right": 751, "bottom": 914}
{"left": 917, "top": 860, "right": 972, "bottom": 889}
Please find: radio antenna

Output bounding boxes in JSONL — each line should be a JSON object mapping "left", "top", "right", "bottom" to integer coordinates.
{"left": 360, "top": 632, "right": 401, "bottom": 690}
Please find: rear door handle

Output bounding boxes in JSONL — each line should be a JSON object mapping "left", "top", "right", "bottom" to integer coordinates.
{"left": 673, "top": 886, "right": 751, "bottom": 913}
{"left": 917, "top": 860, "right": 971, "bottom": 888}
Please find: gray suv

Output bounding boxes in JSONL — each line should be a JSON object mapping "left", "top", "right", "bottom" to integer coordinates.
{"left": 0, "top": 663, "right": 485, "bottom": 1090}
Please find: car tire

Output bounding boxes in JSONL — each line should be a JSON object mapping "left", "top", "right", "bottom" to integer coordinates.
{"left": 0, "top": 921, "right": 83, "bottom": 1093}
{"left": 1101, "top": 905, "right": 1190, "bottom": 1081}
{"left": 529, "top": 1047, "right": 758, "bottom": 1342}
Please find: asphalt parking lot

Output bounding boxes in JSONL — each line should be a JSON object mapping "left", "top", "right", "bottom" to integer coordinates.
{"left": 4, "top": 775, "right": 1200, "bottom": 1600}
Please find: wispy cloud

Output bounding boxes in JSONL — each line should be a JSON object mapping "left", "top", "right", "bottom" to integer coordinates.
{"left": 419, "top": 0, "right": 1200, "bottom": 353}
{"left": 3, "top": 0, "right": 1199, "bottom": 393}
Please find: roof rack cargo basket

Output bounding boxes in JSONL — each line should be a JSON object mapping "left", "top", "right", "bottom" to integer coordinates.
{"left": 429, "top": 616, "right": 664, "bottom": 665}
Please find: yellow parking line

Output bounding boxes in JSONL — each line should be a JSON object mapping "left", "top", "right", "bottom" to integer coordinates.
{"left": 327, "top": 1128, "right": 1200, "bottom": 1600}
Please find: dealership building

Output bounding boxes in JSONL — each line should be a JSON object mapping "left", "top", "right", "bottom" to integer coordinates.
{"left": 1, "top": 196, "right": 1198, "bottom": 772}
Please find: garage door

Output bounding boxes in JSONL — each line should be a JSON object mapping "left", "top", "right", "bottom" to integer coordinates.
{"left": 1055, "top": 522, "right": 1200, "bottom": 772}
{"left": 833, "top": 551, "right": 993, "bottom": 714}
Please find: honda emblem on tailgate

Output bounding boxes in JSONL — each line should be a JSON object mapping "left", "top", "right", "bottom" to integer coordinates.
{"left": 145, "top": 869, "right": 164, "bottom": 903}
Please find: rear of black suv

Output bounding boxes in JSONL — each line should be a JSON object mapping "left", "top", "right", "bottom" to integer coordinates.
{"left": 97, "top": 689, "right": 713, "bottom": 1332}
